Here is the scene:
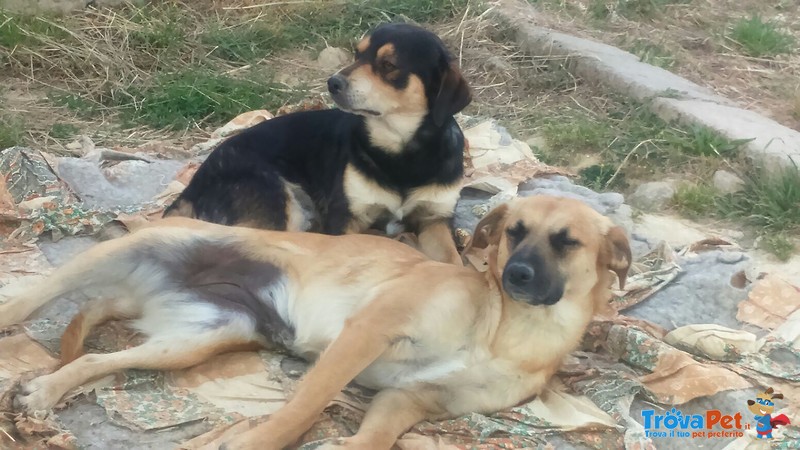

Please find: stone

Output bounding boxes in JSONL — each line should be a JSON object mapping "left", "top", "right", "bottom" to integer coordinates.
{"left": 627, "top": 181, "right": 675, "bottom": 212}
{"left": 316, "top": 47, "right": 351, "bottom": 72}
{"left": 713, "top": 170, "right": 745, "bottom": 194}
{"left": 494, "top": 0, "right": 800, "bottom": 171}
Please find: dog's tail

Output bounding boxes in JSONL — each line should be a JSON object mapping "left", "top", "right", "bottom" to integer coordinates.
{"left": 0, "top": 227, "right": 191, "bottom": 329}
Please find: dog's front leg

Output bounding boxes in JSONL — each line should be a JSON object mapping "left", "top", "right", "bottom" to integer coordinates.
{"left": 323, "top": 388, "right": 440, "bottom": 450}
{"left": 417, "top": 219, "right": 461, "bottom": 265}
{"left": 218, "top": 314, "right": 398, "bottom": 450}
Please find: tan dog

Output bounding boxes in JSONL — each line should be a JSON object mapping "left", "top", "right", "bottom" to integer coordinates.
{"left": 0, "top": 195, "right": 630, "bottom": 449}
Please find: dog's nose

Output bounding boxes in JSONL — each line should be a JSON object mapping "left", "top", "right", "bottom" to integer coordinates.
{"left": 505, "top": 262, "right": 535, "bottom": 287}
{"left": 327, "top": 75, "right": 348, "bottom": 95}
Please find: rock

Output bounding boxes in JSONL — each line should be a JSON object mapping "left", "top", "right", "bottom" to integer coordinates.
{"left": 316, "top": 47, "right": 351, "bottom": 72}
{"left": 628, "top": 181, "right": 675, "bottom": 212}
{"left": 713, "top": 170, "right": 745, "bottom": 194}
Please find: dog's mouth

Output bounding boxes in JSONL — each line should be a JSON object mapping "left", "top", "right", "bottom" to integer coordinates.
{"left": 330, "top": 95, "right": 381, "bottom": 117}
{"left": 760, "top": 408, "right": 767, "bottom": 414}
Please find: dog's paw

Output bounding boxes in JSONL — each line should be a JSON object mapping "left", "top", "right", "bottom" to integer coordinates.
{"left": 14, "top": 376, "right": 60, "bottom": 413}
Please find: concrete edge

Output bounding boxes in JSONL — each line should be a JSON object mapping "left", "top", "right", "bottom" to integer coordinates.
{"left": 493, "top": 0, "right": 800, "bottom": 171}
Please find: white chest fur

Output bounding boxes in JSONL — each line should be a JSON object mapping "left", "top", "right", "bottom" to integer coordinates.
{"left": 343, "top": 164, "right": 460, "bottom": 230}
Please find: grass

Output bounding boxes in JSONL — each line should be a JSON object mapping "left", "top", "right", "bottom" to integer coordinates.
{"left": 730, "top": 15, "right": 795, "bottom": 57}
{"left": 201, "top": 25, "right": 283, "bottom": 62}
{"left": 670, "top": 167, "right": 800, "bottom": 260}
{"left": 0, "top": 11, "right": 69, "bottom": 48}
{"left": 532, "top": 96, "right": 750, "bottom": 189}
{"left": 671, "top": 184, "right": 717, "bottom": 218}
{"left": 2, "top": 0, "right": 473, "bottom": 131}
{"left": 628, "top": 39, "right": 675, "bottom": 69}
{"left": 49, "top": 123, "right": 79, "bottom": 140}
{"left": 114, "top": 69, "right": 304, "bottom": 130}
{"left": 718, "top": 166, "right": 800, "bottom": 233}
{"left": 0, "top": 116, "right": 24, "bottom": 149}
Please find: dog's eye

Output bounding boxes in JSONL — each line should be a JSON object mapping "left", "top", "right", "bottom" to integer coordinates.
{"left": 506, "top": 221, "right": 527, "bottom": 248}
{"left": 380, "top": 60, "right": 397, "bottom": 72}
{"left": 550, "top": 228, "right": 581, "bottom": 252}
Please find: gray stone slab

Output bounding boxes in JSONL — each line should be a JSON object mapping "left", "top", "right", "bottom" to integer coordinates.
{"left": 495, "top": 0, "right": 800, "bottom": 171}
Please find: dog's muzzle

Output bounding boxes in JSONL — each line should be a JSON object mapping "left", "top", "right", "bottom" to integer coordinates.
{"left": 501, "top": 256, "right": 564, "bottom": 306}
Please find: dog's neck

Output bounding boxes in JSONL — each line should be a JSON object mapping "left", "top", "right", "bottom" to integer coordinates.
{"left": 364, "top": 111, "right": 427, "bottom": 154}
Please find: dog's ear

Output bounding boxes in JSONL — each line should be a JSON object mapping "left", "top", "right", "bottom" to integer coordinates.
{"left": 604, "top": 226, "right": 632, "bottom": 289}
{"left": 773, "top": 393, "right": 784, "bottom": 400}
{"left": 765, "top": 387, "right": 775, "bottom": 395}
{"left": 432, "top": 63, "right": 472, "bottom": 126}
{"left": 462, "top": 204, "right": 508, "bottom": 254}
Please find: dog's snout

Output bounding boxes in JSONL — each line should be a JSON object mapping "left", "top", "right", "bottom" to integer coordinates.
{"left": 505, "top": 262, "right": 535, "bottom": 288}
{"left": 327, "top": 75, "right": 348, "bottom": 95}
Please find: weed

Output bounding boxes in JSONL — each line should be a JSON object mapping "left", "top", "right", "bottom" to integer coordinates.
{"left": 49, "top": 123, "right": 79, "bottom": 140}
{"left": 730, "top": 15, "right": 794, "bottom": 57}
{"left": 616, "top": 0, "right": 688, "bottom": 20}
{"left": 201, "top": 25, "right": 281, "bottom": 62}
{"left": 672, "top": 184, "right": 717, "bottom": 218}
{"left": 49, "top": 93, "right": 101, "bottom": 119}
{"left": 665, "top": 124, "right": 752, "bottom": 158}
{"left": 628, "top": 40, "right": 675, "bottom": 69}
{"left": 115, "top": 68, "right": 305, "bottom": 130}
{"left": 580, "top": 164, "right": 618, "bottom": 190}
{"left": 588, "top": 0, "right": 610, "bottom": 20}
{"left": 0, "top": 115, "right": 24, "bottom": 149}
{"left": 128, "top": 5, "right": 187, "bottom": 52}
{"left": 717, "top": 165, "right": 800, "bottom": 232}
{"left": 0, "top": 11, "right": 68, "bottom": 48}
{"left": 760, "top": 233, "right": 795, "bottom": 262}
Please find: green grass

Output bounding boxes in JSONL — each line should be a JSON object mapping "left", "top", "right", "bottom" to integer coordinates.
{"left": 671, "top": 184, "right": 717, "bottom": 218}
{"left": 670, "top": 166, "right": 800, "bottom": 260}
{"left": 717, "top": 166, "right": 800, "bottom": 232}
{"left": 665, "top": 124, "right": 753, "bottom": 158}
{"left": 113, "top": 69, "right": 303, "bottom": 130}
{"left": 730, "top": 15, "right": 795, "bottom": 57}
{"left": 0, "top": 115, "right": 24, "bottom": 149}
{"left": 760, "top": 233, "right": 795, "bottom": 262}
{"left": 628, "top": 40, "right": 675, "bottom": 69}
{"left": 49, "top": 123, "right": 79, "bottom": 140}
{"left": 535, "top": 98, "right": 750, "bottom": 189}
{"left": 0, "top": 11, "right": 68, "bottom": 48}
{"left": 127, "top": 5, "right": 188, "bottom": 52}
{"left": 201, "top": 25, "right": 283, "bottom": 62}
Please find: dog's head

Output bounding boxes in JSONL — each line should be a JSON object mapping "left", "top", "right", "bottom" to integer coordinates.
{"left": 465, "top": 195, "right": 631, "bottom": 309}
{"left": 327, "top": 23, "right": 471, "bottom": 126}
{"left": 747, "top": 387, "right": 783, "bottom": 415}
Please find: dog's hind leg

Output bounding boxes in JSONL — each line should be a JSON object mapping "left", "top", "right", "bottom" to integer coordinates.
{"left": 15, "top": 301, "right": 262, "bottom": 413}
{"left": 59, "top": 296, "right": 142, "bottom": 365}
{"left": 0, "top": 229, "right": 178, "bottom": 327}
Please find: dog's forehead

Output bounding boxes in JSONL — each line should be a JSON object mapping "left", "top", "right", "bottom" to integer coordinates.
{"left": 362, "top": 24, "right": 444, "bottom": 59}
{"left": 507, "top": 196, "right": 605, "bottom": 239}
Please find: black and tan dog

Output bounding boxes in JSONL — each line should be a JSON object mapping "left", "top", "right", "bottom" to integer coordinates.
{"left": 0, "top": 195, "right": 630, "bottom": 449}
{"left": 164, "top": 23, "right": 472, "bottom": 265}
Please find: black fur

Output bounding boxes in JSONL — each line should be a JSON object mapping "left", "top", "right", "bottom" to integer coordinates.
{"left": 164, "top": 23, "right": 470, "bottom": 237}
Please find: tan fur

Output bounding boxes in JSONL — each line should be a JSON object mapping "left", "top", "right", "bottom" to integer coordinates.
{"left": 355, "top": 36, "right": 370, "bottom": 53}
{"left": 1, "top": 196, "right": 630, "bottom": 450}
{"left": 342, "top": 164, "right": 461, "bottom": 263}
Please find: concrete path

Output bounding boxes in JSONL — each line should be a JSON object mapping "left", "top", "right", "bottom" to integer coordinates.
{"left": 495, "top": 0, "right": 800, "bottom": 171}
